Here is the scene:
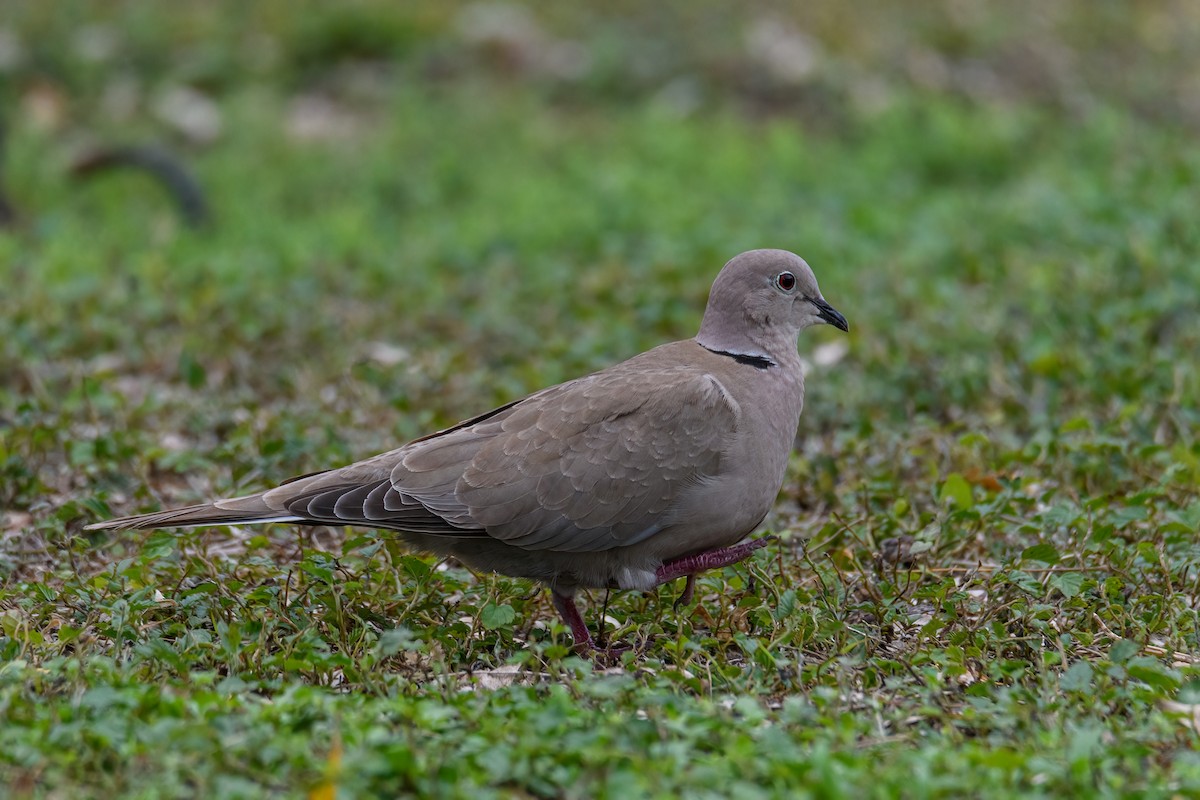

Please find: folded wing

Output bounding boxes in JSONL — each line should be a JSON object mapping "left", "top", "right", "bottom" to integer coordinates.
{"left": 270, "top": 358, "right": 740, "bottom": 553}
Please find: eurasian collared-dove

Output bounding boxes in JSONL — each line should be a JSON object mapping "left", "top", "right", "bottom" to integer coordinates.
{"left": 86, "top": 249, "right": 848, "bottom": 654}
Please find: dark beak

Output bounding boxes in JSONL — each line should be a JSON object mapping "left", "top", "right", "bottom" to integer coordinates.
{"left": 809, "top": 297, "right": 849, "bottom": 332}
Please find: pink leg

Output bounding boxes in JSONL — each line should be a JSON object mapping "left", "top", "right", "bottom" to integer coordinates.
{"left": 549, "top": 538, "right": 772, "bottom": 660}
{"left": 551, "top": 590, "right": 594, "bottom": 652}
{"left": 550, "top": 590, "right": 633, "bottom": 663}
{"left": 673, "top": 574, "right": 697, "bottom": 610}
{"left": 654, "top": 537, "right": 773, "bottom": 585}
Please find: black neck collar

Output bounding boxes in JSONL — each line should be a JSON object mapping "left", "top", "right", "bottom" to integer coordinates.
{"left": 700, "top": 345, "right": 775, "bottom": 370}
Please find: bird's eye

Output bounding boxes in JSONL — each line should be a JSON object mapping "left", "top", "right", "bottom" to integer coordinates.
{"left": 775, "top": 271, "right": 797, "bottom": 292}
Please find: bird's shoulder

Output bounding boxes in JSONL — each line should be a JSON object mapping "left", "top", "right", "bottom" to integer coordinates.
{"left": 394, "top": 339, "right": 742, "bottom": 496}
{"left": 263, "top": 341, "right": 747, "bottom": 550}
{"left": 516, "top": 339, "right": 739, "bottom": 419}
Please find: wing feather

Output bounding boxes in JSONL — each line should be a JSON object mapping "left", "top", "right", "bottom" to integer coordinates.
{"left": 258, "top": 344, "right": 740, "bottom": 553}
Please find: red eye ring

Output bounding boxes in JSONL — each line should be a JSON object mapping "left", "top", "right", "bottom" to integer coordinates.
{"left": 775, "top": 271, "right": 797, "bottom": 292}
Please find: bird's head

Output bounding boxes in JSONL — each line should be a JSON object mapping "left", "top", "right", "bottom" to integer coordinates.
{"left": 696, "top": 249, "right": 847, "bottom": 357}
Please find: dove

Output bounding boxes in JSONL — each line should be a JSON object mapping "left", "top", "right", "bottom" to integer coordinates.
{"left": 86, "top": 249, "right": 848, "bottom": 654}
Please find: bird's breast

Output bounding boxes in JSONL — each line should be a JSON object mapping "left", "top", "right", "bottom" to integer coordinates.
{"left": 648, "top": 365, "right": 804, "bottom": 558}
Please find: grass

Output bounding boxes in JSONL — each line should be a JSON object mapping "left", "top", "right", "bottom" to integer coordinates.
{"left": 2, "top": 2, "right": 1199, "bottom": 797}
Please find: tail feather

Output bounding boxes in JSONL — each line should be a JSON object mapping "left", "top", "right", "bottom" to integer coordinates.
{"left": 85, "top": 493, "right": 303, "bottom": 531}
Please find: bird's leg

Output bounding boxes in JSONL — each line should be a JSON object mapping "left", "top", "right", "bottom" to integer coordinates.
{"left": 659, "top": 538, "right": 774, "bottom": 616}
{"left": 550, "top": 538, "right": 773, "bottom": 660}
{"left": 550, "top": 590, "right": 594, "bottom": 653}
{"left": 550, "top": 589, "right": 633, "bottom": 664}
{"left": 655, "top": 536, "right": 774, "bottom": 587}
{"left": 673, "top": 574, "right": 697, "bottom": 611}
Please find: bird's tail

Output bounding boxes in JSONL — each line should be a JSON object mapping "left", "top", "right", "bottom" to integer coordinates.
{"left": 84, "top": 493, "right": 303, "bottom": 531}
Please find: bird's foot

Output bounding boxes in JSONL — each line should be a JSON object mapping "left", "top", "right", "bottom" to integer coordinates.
{"left": 550, "top": 538, "right": 774, "bottom": 662}
{"left": 551, "top": 589, "right": 593, "bottom": 650}
{"left": 673, "top": 574, "right": 697, "bottom": 611}
{"left": 654, "top": 536, "right": 775, "bottom": 586}
{"left": 589, "top": 642, "right": 636, "bottom": 668}
{"left": 550, "top": 590, "right": 638, "bottom": 665}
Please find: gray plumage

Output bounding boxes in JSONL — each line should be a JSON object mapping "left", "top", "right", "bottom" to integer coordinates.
{"left": 87, "top": 249, "right": 848, "bottom": 652}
